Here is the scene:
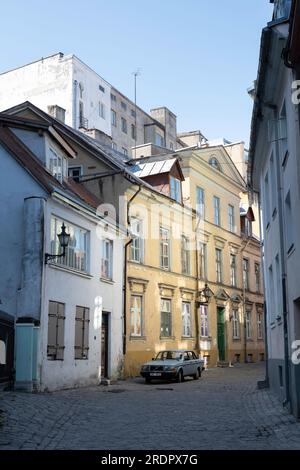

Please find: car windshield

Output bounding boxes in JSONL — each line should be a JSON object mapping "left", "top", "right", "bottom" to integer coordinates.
{"left": 155, "top": 351, "right": 182, "bottom": 361}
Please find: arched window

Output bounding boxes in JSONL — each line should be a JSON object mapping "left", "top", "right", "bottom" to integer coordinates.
{"left": 209, "top": 156, "right": 221, "bottom": 172}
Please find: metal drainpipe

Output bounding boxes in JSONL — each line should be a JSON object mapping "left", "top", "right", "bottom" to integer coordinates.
{"left": 194, "top": 212, "right": 201, "bottom": 352}
{"left": 123, "top": 186, "right": 142, "bottom": 356}
{"left": 272, "top": 106, "right": 291, "bottom": 407}
{"left": 241, "top": 238, "right": 250, "bottom": 363}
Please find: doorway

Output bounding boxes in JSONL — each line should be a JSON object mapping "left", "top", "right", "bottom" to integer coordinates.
{"left": 217, "top": 307, "right": 225, "bottom": 361}
{"left": 101, "top": 313, "right": 109, "bottom": 378}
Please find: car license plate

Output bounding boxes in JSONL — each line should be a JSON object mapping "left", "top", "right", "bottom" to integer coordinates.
{"left": 150, "top": 372, "right": 161, "bottom": 377}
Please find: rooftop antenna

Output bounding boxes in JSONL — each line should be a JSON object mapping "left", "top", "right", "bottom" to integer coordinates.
{"left": 132, "top": 68, "right": 141, "bottom": 159}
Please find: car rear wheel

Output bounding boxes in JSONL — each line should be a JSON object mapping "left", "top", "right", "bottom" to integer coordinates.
{"left": 193, "top": 368, "right": 201, "bottom": 380}
{"left": 177, "top": 370, "right": 184, "bottom": 383}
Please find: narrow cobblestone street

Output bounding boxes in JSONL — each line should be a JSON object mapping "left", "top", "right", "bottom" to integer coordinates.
{"left": 1, "top": 363, "right": 300, "bottom": 450}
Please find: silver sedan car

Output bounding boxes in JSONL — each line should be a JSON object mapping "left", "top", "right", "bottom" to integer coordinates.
{"left": 140, "top": 350, "right": 205, "bottom": 383}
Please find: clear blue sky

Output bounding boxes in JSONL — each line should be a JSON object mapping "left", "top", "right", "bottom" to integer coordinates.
{"left": 0, "top": 0, "right": 273, "bottom": 145}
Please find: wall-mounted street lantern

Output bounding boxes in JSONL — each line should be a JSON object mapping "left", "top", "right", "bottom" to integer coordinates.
{"left": 45, "top": 223, "right": 70, "bottom": 264}
{"left": 198, "top": 283, "right": 213, "bottom": 305}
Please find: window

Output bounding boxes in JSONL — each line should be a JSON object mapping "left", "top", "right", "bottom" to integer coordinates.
{"left": 131, "top": 109, "right": 136, "bottom": 118}
{"left": 257, "top": 312, "right": 263, "bottom": 340}
{"left": 47, "top": 301, "right": 65, "bottom": 360}
{"left": 130, "top": 218, "right": 143, "bottom": 263}
{"left": 285, "top": 191, "right": 294, "bottom": 253}
{"left": 243, "top": 258, "right": 249, "bottom": 290}
{"left": 161, "top": 298, "right": 172, "bottom": 337}
{"left": 170, "top": 176, "right": 182, "bottom": 203}
{"left": 112, "top": 142, "right": 117, "bottom": 151}
{"left": 111, "top": 93, "right": 116, "bottom": 102}
{"left": 111, "top": 109, "right": 117, "bottom": 127}
{"left": 215, "top": 248, "right": 222, "bottom": 283}
{"left": 213, "top": 196, "right": 220, "bottom": 226}
{"left": 279, "top": 102, "right": 288, "bottom": 162}
{"left": 228, "top": 205, "right": 235, "bottom": 232}
{"left": 209, "top": 157, "right": 221, "bottom": 171}
{"left": 199, "top": 243, "right": 207, "bottom": 280}
{"left": 79, "top": 100, "right": 85, "bottom": 128}
{"left": 200, "top": 305, "right": 209, "bottom": 337}
{"left": 232, "top": 310, "right": 240, "bottom": 339}
{"left": 270, "top": 154, "right": 277, "bottom": 214}
{"left": 255, "top": 263, "right": 261, "bottom": 293}
{"left": 181, "top": 235, "right": 190, "bottom": 274}
{"left": 99, "top": 85, "right": 105, "bottom": 93}
{"left": 182, "top": 302, "right": 191, "bottom": 337}
{"left": 275, "top": 254, "right": 282, "bottom": 318}
{"left": 122, "top": 147, "right": 128, "bottom": 156}
{"left": 74, "top": 306, "right": 89, "bottom": 360}
{"left": 155, "top": 132, "right": 165, "bottom": 147}
{"left": 121, "top": 101, "right": 127, "bottom": 111}
{"left": 131, "top": 124, "right": 136, "bottom": 140}
{"left": 269, "top": 264, "right": 275, "bottom": 323}
{"left": 121, "top": 117, "right": 127, "bottom": 134}
{"left": 99, "top": 102, "right": 105, "bottom": 119}
{"left": 68, "top": 166, "right": 82, "bottom": 183}
{"left": 50, "top": 218, "right": 88, "bottom": 272}
{"left": 48, "top": 147, "right": 67, "bottom": 183}
{"left": 170, "top": 142, "right": 174, "bottom": 150}
{"left": 246, "top": 310, "right": 252, "bottom": 339}
{"left": 130, "top": 295, "right": 143, "bottom": 337}
{"left": 230, "top": 254, "right": 237, "bottom": 287}
{"left": 264, "top": 172, "right": 271, "bottom": 227}
{"left": 160, "top": 227, "right": 170, "bottom": 270}
{"left": 196, "top": 187, "right": 205, "bottom": 219}
{"left": 101, "top": 239, "right": 113, "bottom": 280}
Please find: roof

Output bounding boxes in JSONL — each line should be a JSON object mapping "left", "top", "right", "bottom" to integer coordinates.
{"left": 0, "top": 123, "right": 103, "bottom": 212}
{"left": 130, "top": 157, "right": 178, "bottom": 178}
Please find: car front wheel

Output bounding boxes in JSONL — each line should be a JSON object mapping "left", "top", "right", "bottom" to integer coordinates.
{"left": 193, "top": 368, "right": 201, "bottom": 380}
{"left": 177, "top": 370, "right": 184, "bottom": 383}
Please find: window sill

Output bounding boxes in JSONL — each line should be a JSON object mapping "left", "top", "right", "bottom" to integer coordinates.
{"left": 233, "top": 338, "right": 241, "bottom": 342}
{"left": 48, "top": 263, "right": 92, "bottom": 279}
{"left": 100, "top": 277, "right": 114, "bottom": 285}
{"left": 246, "top": 338, "right": 254, "bottom": 342}
{"left": 160, "top": 336, "right": 175, "bottom": 341}
{"left": 200, "top": 336, "right": 212, "bottom": 341}
{"left": 130, "top": 336, "right": 146, "bottom": 341}
{"left": 181, "top": 336, "right": 195, "bottom": 340}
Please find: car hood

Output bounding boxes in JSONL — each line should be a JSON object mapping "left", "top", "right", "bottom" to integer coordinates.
{"left": 142, "top": 359, "right": 181, "bottom": 367}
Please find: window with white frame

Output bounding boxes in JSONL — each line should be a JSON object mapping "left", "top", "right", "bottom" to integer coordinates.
{"left": 269, "top": 264, "right": 276, "bottom": 323}
{"left": 130, "top": 218, "right": 143, "bottom": 263}
{"left": 230, "top": 254, "right": 237, "bottom": 287}
{"left": 111, "top": 109, "right": 117, "bottom": 127}
{"left": 50, "top": 218, "right": 88, "bottom": 272}
{"left": 122, "top": 147, "right": 128, "bottom": 156}
{"left": 200, "top": 305, "right": 209, "bottom": 337}
{"left": 279, "top": 102, "right": 288, "bottom": 162}
{"left": 199, "top": 243, "right": 207, "bottom": 280}
{"left": 243, "top": 258, "right": 250, "bottom": 290}
{"left": 111, "top": 93, "right": 116, "bottom": 102}
{"left": 68, "top": 166, "right": 82, "bottom": 183}
{"left": 264, "top": 172, "right": 271, "bottom": 227}
{"left": 48, "top": 147, "right": 67, "bottom": 183}
{"left": 182, "top": 302, "right": 191, "bottom": 337}
{"left": 47, "top": 301, "right": 65, "bottom": 360}
{"left": 246, "top": 310, "right": 252, "bottom": 339}
{"left": 209, "top": 157, "right": 221, "bottom": 171}
{"left": 99, "top": 102, "right": 105, "bottom": 119}
{"left": 257, "top": 312, "right": 263, "bottom": 340}
{"left": 232, "top": 309, "right": 240, "bottom": 339}
{"left": 181, "top": 235, "right": 190, "bottom": 274}
{"left": 74, "top": 306, "right": 90, "bottom": 360}
{"left": 111, "top": 142, "right": 117, "bottom": 151}
{"left": 228, "top": 205, "right": 235, "bottom": 232}
{"left": 213, "top": 196, "right": 221, "bottom": 226}
{"left": 130, "top": 295, "right": 143, "bottom": 337}
{"left": 196, "top": 187, "right": 205, "bottom": 219}
{"left": 131, "top": 124, "right": 136, "bottom": 140}
{"left": 101, "top": 239, "right": 113, "bottom": 280}
{"left": 161, "top": 298, "right": 172, "bottom": 337}
{"left": 160, "top": 227, "right": 170, "bottom": 270}
{"left": 170, "top": 176, "right": 181, "bottom": 203}
{"left": 215, "top": 248, "right": 222, "bottom": 283}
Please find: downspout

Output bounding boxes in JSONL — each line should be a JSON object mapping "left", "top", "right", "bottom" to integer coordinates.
{"left": 194, "top": 212, "right": 201, "bottom": 352}
{"left": 272, "top": 105, "right": 291, "bottom": 408}
{"left": 123, "top": 185, "right": 142, "bottom": 356}
{"left": 240, "top": 238, "right": 250, "bottom": 363}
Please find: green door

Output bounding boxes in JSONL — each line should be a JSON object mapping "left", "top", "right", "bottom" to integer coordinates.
{"left": 217, "top": 308, "right": 225, "bottom": 361}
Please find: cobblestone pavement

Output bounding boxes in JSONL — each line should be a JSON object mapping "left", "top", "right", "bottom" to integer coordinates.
{"left": 1, "top": 363, "right": 300, "bottom": 450}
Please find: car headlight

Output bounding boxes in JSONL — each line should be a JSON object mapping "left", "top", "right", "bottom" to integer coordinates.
{"left": 141, "top": 365, "right": 149, "bottom": 371}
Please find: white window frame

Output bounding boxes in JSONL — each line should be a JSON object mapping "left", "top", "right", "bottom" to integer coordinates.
{"left": 215, "top": 248, "right": 222, "bottom": 283}
{"left": 130, "top": 294, "right": 143, "bottom": 337}
{"left": 199, "top": 243, "right": 207, "bottom": 280}
{"left": 200, "top": 305, "right": 209, "bottom": 337}
{"left": 230, "top": 254, "right": 237, "bottom": 287}
{"left": 160, "top": 227, "right": 170, "bottom": 270}
{"left": 257, "top": 312, "right": 263, "bottom": 340}
{"left": 232, "top": 309, "right": 240, "bottom": 339}
{"left": 213, "top": 196, "right": 221, "bottom": 226}
{"left": 101, "top": 239, "right": 113, "bottom": 280}
{"left": 246, "top": 310, "right": 252, "bottom": 339}
{"left": 130, "top": 218, "right": 143, "bottom": 263}
{"left": 228, "top": 205, "right": 235, "bottom": 232}
{"left": 181, "top": 235, "right": 190, "bottom": 275}
{"left": 161, "top": 298, "right": 172, "bottom": 337}
{"left": 170, "top": 176, "right": 181, "bottom": 203}
{"left": 196, "top": 187, "right": 205, "bottom": 219}
{"left": 182, "top": 302, "right": 191, "bottom": 337}
{"left": 99, "top": 102, "right": 105, "bottom": 119}
{"left": 48, "top": 147, "right": 68, "bottom": 183}
{"left": 111, "top": 109, "right": 117, "bottom": 127}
